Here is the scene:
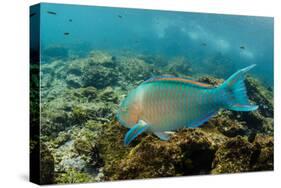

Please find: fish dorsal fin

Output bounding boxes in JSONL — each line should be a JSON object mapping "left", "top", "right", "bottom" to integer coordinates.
{"left": 142, "top": 75, "right": 213, "bottom": 88}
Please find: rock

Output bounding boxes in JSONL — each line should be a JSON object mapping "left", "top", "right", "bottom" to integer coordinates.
{"left": 52, "top": 125, "right": 104, "bottom": 174}
{"left": 165, "top": 57, "right": 192, "bottom": 75}
{"left": 117, "top": 55, "right": 154, "bottom": 84}
{"left": 59, "top": 155, "right": 87, "bottom": 172}
{"left": 113, "top": 136, "right": 182, "bottom": 179}
{"left": 71, "top": 105, "right": 89, "bottom": 124}
{"left": 96, "top": 122, "right": 129, "bottom": 179}
{"left": 40, "top": 110, "right": 70, "bottom": 137}
{"left": 55, "top": 168, "right": 95, "bottom": 184}
{"left": 90, "top": 103, "right": 114, "bottom": 122}
{"left": 66, "top": 74, "right": 82, "bottom": 88}
{"left": 88, "top": 50, "right": 114, "bottom": 68}
{"left": 139, "top": 54, "right": 168, "bottom": 67}
{"left": 232, "top": 110, "right": 273, "bottom": 135}
{"left": 209, "top": 113, "right": 247, "bottom": 137}
{"left": 82, "top": 65, "right": 118, "bottom": 89}
{"left": 262, "top": 117, "right": 274, "bottom": 135}
{"left": 40, "top": 143, "right": 55, "bottom": 184}
{"left": 197, "top": 76, "right": 224, "bottom": 86}
{"left": 99, "top": 87, "right": 118, "bottom": 103}
{"left": 245, "top": 76, "right": 273, "bottom": 117}
{"left": 103, "top": 128, "right": 225, "bottom": 180}
{"left": 74, "top": 138, "right": 94, "bottom": 156}
{"left": 94, "top": 168, "right": 105, "bottom": 182}
{"left": 80, "top": 87, "right": 97, "bottom": 100}
{"left": 212, "top": 136, "right": 253, "bottom": 174}
{"left": 234, "top": 111, "right": 264, "bottom": 130}
{"left": 66, "top": 61, "right": 83, "bottom": 76}
{"left": 251, "top": 134, "right": 273, "bottom": 171}
{"left": 53, "top": 131, "right": 71, "bottom": 146}
{"left": 38, "top": 49, "right": 274, "bottom": 183}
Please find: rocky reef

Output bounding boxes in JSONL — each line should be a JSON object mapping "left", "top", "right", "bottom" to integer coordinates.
{"left": 39, "top": 50, "right": 273, "bottom": 184}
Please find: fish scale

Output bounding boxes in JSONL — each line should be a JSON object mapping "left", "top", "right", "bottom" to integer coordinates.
{"left": 117, "top": 64, "right": 258, "bottom": 145}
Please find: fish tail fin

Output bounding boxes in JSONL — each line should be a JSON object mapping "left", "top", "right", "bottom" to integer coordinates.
{"left": 220, "top": 64, "right": 258, "bottom": 111}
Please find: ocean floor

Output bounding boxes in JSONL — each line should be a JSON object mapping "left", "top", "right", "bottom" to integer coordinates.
{"left": 34, "top": 49, "right": 273, "bottom": 184}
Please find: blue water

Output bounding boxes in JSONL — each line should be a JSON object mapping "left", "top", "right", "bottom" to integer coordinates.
{"left": 37, "top": 3, "right": 273, "bottom": 85}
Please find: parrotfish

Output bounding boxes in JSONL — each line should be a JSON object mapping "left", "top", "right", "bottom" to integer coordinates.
{"left": 116, "top": 64, "right": 258, "bottom": 145}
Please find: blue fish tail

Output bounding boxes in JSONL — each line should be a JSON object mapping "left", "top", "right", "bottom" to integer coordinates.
{"left": 220, "top": 64, "right": 258, "bottom": 111}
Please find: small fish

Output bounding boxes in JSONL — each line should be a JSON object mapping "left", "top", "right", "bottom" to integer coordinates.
{"left": 30, "top": 12, "right": 36, "bottom": 17}
{"left": 201, "top": 42, "right": 207, "bottom": 46}
{"left": 240, "top": 46, "right": 245, "bottom": 49}
{"left": 112, "top": 56, "right": 117, "bottom": 61}
{"left": 117, "top": 65, "right": 258, "bottom": 145}
{"left": 47, "top": 11, "right": 57, "bottom": 15}
{"left": 64, "top": 32, "right": 70, "bottom": 35}
{"left": 69, "top": 19, "right": 72, "bottom": 22}
{"left": 118, "top": 15, "right": 123, "bottom": 19}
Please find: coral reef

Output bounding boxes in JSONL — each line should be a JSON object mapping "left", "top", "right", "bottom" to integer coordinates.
{"left": 103, "top": 129, "right": 225, "bottom": 180}
{"left": 212, "top": 134, "right": 273, "bottom": 174}
{"left": 212, "top": 136, "right": 255, "bottom": 173}
{"left": 165, "top": 57, "right": 192, "bottom": 76}
{"left": 40, "top": 143, "right": 55, "bottom": 184}
{"left": 40, "top": 50, "right": 273, "bottom": 183}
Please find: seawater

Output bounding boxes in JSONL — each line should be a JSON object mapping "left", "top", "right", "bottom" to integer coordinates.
{"left": 38, "top": 3, "right": 273, "bottom": 86}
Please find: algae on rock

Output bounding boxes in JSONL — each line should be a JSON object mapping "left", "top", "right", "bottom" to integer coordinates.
{"left": 39, "top": 50, "right": 274, "bottom": 183}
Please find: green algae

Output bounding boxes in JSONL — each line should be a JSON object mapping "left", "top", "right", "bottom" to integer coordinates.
{"left": 39, "top": 49, "right": 274, "bottom": 183}
{"left": 40, "top": 143, "right": 55, "bottom": 184}
{"left": 212, "top": 136, "right": 254, "bottom": 174}
{"left": 72, "top": 106, "right": 88, "bottom": 124}
{"left": 211, "top": 134, "right": 273, "bottom": 174}
{"left": 97, "top": 121, "right": 130, "bottom": 180}
{"left": 102, "top": 128, "right": 228, "bottom": 180}
{"left": 245, "top": 76, "right": 273, "bottom": 117}
{"left": 55, "top": 168, "right": 95, "bottom": 184}
{"left": 74, "top": 138, "right": 95, "bottom": 156}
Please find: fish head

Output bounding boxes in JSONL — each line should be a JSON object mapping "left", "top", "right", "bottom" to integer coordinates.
{"left": 116, "top": 90, "right": 142, "bottom": 128}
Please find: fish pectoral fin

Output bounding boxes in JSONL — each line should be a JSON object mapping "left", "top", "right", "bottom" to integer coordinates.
{"left": 124, "top": 120, "right": 149, "bottom": 145}
{"left": 154, "top": 131, "right": 171, "bottom": 141}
